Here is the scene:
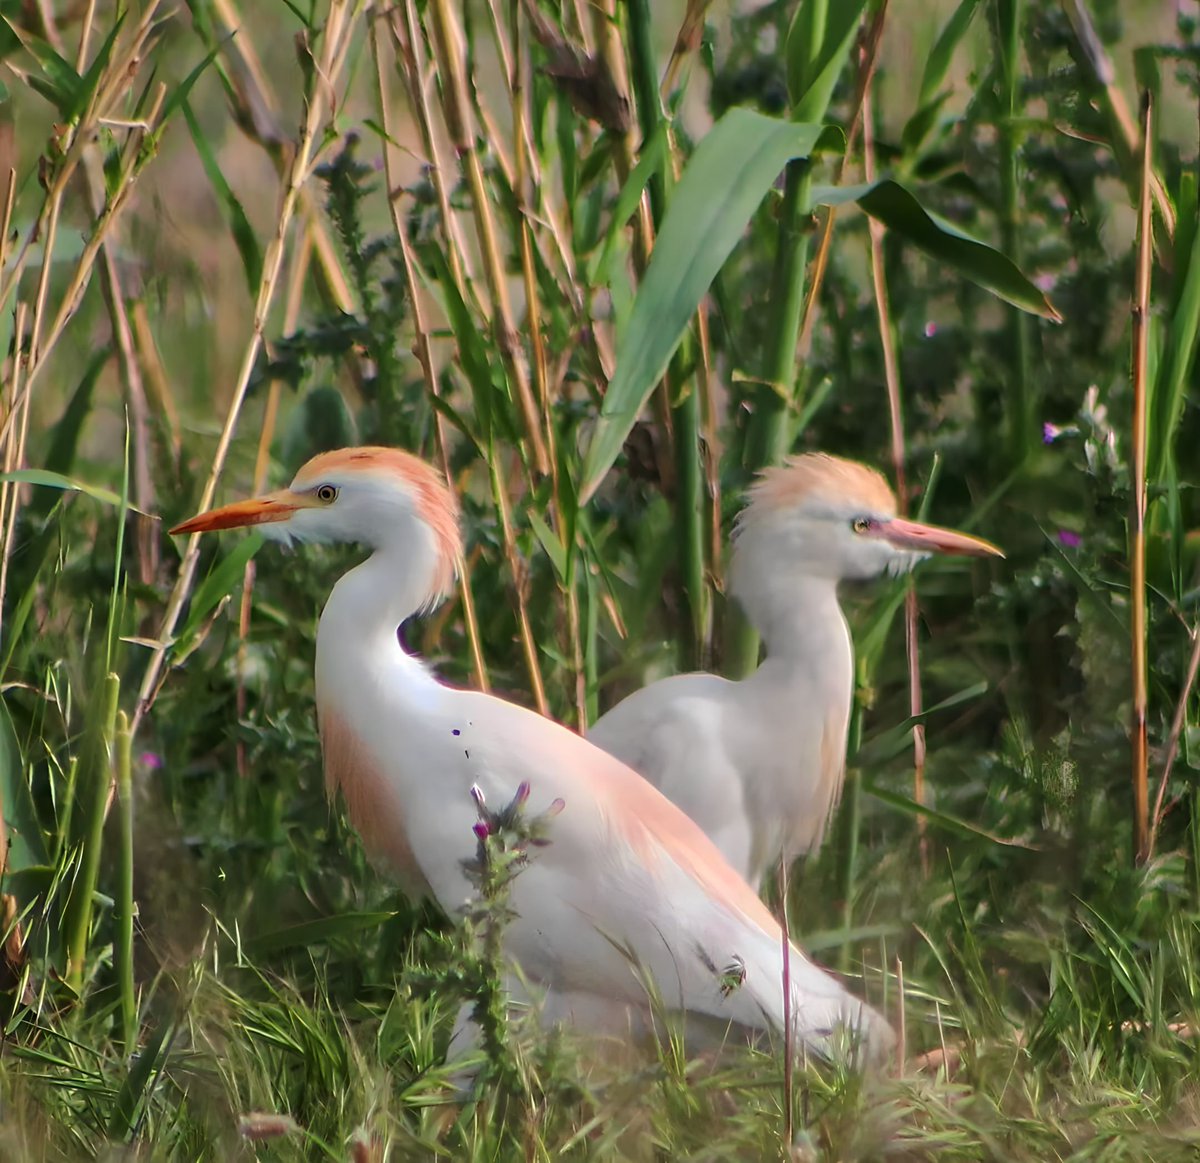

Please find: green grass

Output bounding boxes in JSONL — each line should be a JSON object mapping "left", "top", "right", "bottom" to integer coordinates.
{"left": 0, "top": 0, "right": 1198, "bottom": 1157}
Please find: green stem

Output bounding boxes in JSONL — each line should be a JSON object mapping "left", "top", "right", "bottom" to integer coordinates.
{"left": 730, "top": 160, "right": 814, "bottom": 676}
{"left": 114, "top": 710, "right": 136, "bottom": 1054}
{"left": 66, "top": 671, "right": 120, "bottom": 993}
{"left": 997, "top": 0, "right": 1032, "bottom": 464}
{"left": 837, "top": 662, "right": 867, "bottom": 970}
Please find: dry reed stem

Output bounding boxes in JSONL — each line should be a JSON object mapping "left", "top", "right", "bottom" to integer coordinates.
{"left": 0, "top": 304, "right": 31, "bottom": 647}
{"left": 133, "top": 0, "right": 365, "bottom": 730}
{"left": 797, "top": 3, "right": 888, "bottom": 363}
{"left": 861, "top": 34, "right": 928, "bottom": 872}
{"left": 230, "top": 220, "right": 314, "bottom": 778}
{"left": 393, "top": 0, "right": 550, "bottom": 712}
{"left": 0, "top": 9, "right": 165, "bottom": 638}
{"left": 1064, "top": 0, "right": 1175, "bottom": 247}
{"left": 370, "top": 14, "right": 490, "bottom": 695}
{"left": 0, "top": 169, "right": 16, "bottom": 279}
{"left": 1149, "top": 623, "right": 1200, "bottom": 855}
{"left": 502, "top": 2, "right": 588, "bottom": 726}
{"left": 392, "top": 1, "right": 470, "bottom": 290}
{"left": 1130, "top": 92, "right": 1152, "bottom": 865}
{"left": 35, "top": 0, "right": 161, "bottom": 584}
{"left": 0, "top": 4, "right": 162, "bottom": 327}
{"left": 206, "top": 0, "right": 357, "bottom": 314}
{"left": 488, "top": 452, "right": 550, "bottom": 716}
{"left": 427, "top": 0, "right": 550, "bottom": 476}
{"left": 590, "top": 0, "right": 674, "bottom": 488}
{"left": 131, "top": 301, "right": 180, "bottom": 458}
{"left": 661, "top": 0, "right": 713, "bottom": 98}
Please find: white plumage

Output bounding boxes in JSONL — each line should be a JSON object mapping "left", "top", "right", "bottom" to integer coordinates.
{"left": 589, "top": 454, "right": 1003, "bottom": 891}
{"left": 173, "top": 447, "right": 895, "bottom": 1066}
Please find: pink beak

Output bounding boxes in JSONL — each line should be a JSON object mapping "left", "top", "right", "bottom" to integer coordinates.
{"left": 874, "top": 516, "right": 1004, "bottom": 559}
{"left": 170, "top": 490, "right": 304, "bottom": 536}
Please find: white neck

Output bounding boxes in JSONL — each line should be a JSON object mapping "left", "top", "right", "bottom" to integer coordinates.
{"left": 747, "top": 575, "right": 850, "bottom": 664}
{"left": 319, "top": 532, "right": 441, "bottom": 656}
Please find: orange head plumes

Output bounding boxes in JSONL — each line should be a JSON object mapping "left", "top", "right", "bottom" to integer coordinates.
{"left": 171, "top": 446, "right": 463, "bottom": 606}
{"left": 732, "top": 451, "right": 1002, "bottom": 594}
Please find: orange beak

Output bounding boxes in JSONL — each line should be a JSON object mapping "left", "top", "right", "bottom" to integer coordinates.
{"left": 170, "top": 489, "right": 306, "bottom": 536}
{"left": 874, "top": 516, "right": 1004, "bottom": 559}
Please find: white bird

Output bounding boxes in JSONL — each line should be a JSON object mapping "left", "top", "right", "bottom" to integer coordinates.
{"left": 171, "top": 446, "right": 894, "bottom": 1066}
{"left": 588, "top": 453, "right": 1003, "bottom": 893}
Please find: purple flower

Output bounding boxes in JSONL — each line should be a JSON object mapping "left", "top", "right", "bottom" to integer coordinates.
{"left": 1057, "top": 529, "right": 1082, "bottom": 548}
{"left": 472, "top": 821, "right": 491, "bottom": 842}
{"left": 512, "top": 781, "right": 530, "bottom": 808}
{"left": 924, "top": 321, "right": 937, "bottom": 338}
{"left": 138, "top": 751, "right": 163, "bottom": 770}
{"left": 1043, "top": 422, "right": 1061, "bottom": 444}
{"left": 469, "top": 784, "right": 486, "bottom": 812}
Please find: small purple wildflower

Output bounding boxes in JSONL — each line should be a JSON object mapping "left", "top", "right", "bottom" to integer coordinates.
{"left": 512, "top": 781, "right": 531, "bottom": 808}
{"left": 1043, "top": 422, "right": 1061, "bottom": 444}
{"left": 924, "top": 321, "right": 937, "bottom": 338}
{"left": 1057, "top": 529, "right": 1082, "bottom": 549}
{"left": 472, "top": 821, "right": 491, "bottom": 842}
{"left": 138, "top": 751, "right": 163, "bottom": 770}
{"left": 469, "top": 784, "right": 486, "bottom": 812}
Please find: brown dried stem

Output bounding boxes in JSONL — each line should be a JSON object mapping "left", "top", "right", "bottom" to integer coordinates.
{"left": 133, "top": 0, "right": 366, "bottom": 730}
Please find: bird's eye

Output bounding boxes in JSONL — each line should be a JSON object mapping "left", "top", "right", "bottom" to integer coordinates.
{"left": 315, "top": 484, "right": 338, "bottom": 504}
{"left": 852, "top": 517, "right": 872, "bottom": 534}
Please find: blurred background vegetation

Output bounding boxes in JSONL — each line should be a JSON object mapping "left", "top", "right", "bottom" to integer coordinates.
{"left": 1, "top": 0, "right": 1199, "bottom": 1157}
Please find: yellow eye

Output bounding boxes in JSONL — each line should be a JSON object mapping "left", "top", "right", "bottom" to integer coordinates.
{"left": 852, "top": 517, "right": 872, "bottom": 534}
{"left": 315, "top": 484, "right": 338, "bottom": 504}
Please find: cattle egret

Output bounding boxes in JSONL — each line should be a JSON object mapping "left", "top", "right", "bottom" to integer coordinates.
{"left": 171, "top": 447, "right": 893, "bottom": 1065}
{"left": 589, "top": 453, "right": 1003, "bottom": 892}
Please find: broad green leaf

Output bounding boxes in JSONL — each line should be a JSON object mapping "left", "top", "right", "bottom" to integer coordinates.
{"left": 282, "top": 386, "right": 357, "bottom": 468}
{"left": 36, "top": 347, "right": 111, "bottom": 516}
{"left": 247, "top": 911, "right": 397, "bottom": 956}
{"left": 811, "top": 179, "right": 1062, "bottom": 320}
{"left": 71, "top": 15, "right": 124, "bottom": 124}
{"left": 1149, "top": 203, "right": 1200, "bottom": 480}
{"left": 579, "top": 109, "right": 831, "bottom": 501}
{"left": 426, "top": 248, "right": 498, "bottom": 441}
{"left": 175, "top": 532, "right": 265, "bottom": 649}
{"left": 183, "top": 99, "right": 263, "bottom": 292}
{"left": 855, "top": 680, "right": 989, "bottom": 768}
{"left": 528, "top": 510, "right": 567, "bottom": 582}
{"left": 587, "top": 123, "right": 668, "bottom": 286}
{"left": 900, "top": 92, "right": 952, "bottom": 158}
{"left": 918, "top": 0, "right": 982, "bottom": 109}
{"left": 0, "top": 702, "right": 46, "bottom": 873}
{"left": 107, "top": 1016, "right": 173, "bottom": 1138}
{"left": 158, "top": 43, "right": 225, "bottom": 127}
{"left": 864, "top": 781, "right": 1038, "bottom": 849}
{"left": 802, "top": 923, "right": 906, "bottom": 954}
{"left": 2, "top": 20, "right": 80, "bottom": 117}
{"left": 0, "top": 468, "right": 149, "bottom": 514}
{"left": 786, "top": 0, "right": 869, "bottom": 122}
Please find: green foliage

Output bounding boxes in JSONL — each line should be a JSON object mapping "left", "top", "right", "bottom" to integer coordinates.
{"left": 0, "top": 0, "right": 1198, "bottom": 1158}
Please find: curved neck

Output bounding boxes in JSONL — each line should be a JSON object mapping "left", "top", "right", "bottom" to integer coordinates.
{"left": 321, "top": 535, "right": 440, "bottom": 649}
{"left": 747, "top": 575, "right": 849, "bottom": 662}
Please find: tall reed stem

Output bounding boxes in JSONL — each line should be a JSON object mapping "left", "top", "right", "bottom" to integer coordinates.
{"left": 114, "top": 710, "right": 136, "bottom": 1054}
{"left": 997, "top": 0, "right": 1033, "bottom": 464}
{"left": 66, "top": 671, "right": 120, "bottom": 992}
{"left": 1130, "top": 92, "right": 1152, "bottom": 865}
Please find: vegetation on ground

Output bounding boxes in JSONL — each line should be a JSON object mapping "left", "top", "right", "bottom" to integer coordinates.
{"left": 1, "top": 0, "right": 1199, "bottom": 1157}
